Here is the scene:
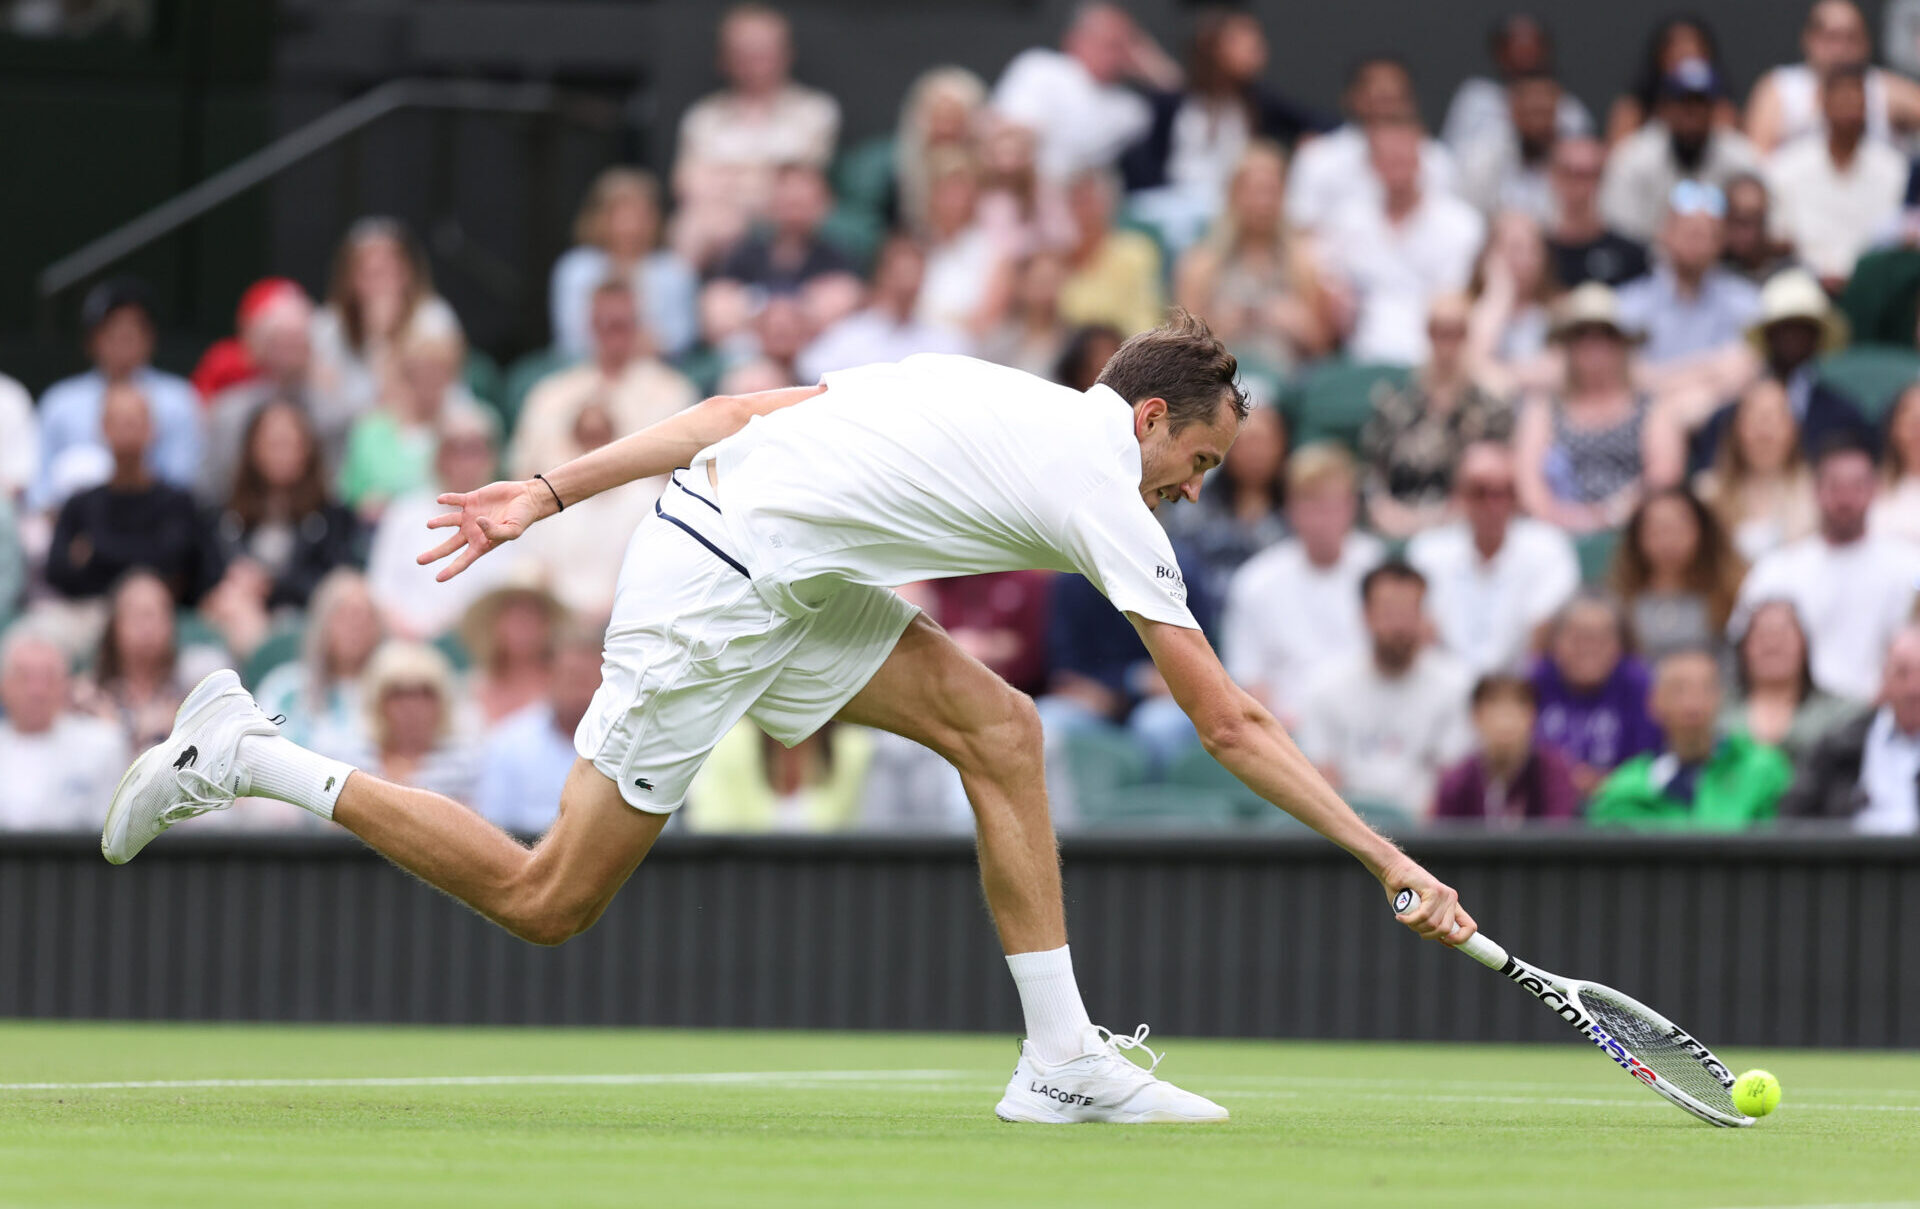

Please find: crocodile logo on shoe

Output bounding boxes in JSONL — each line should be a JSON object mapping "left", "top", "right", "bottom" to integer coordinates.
{"left": 172, "top": 746, "right": 198, "bottom": 771}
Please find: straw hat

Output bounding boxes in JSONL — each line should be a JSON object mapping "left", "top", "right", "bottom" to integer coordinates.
{"left": 1744, "top": 269, "right": 1849, "bottom": 356}
{"left": 1548, "top": 282, "right": 1644, "bottom": 344}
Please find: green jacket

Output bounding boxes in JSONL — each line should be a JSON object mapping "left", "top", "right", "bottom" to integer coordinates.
{"left": 1586, "top": 732, "right": 1791, "bottom": 830}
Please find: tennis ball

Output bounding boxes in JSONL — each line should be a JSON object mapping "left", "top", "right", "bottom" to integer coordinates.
{"left": 1732, "top": 1069, "right": 1781, "bottom": 1117}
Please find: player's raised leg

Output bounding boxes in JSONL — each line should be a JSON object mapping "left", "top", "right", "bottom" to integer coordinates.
{"left": 837, "top": 615, "right": 1226, "bottom": 1123}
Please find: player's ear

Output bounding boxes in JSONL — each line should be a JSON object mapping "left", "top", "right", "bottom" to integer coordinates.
{"left": 1134, "top": 396, "right": 1169, "bottom": 436}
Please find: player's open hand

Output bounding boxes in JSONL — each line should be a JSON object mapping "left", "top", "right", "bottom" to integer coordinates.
{"left": 417, "top": 479, "right": 546, "bottom": 582}
{"left": 1383, "top": 861, "right": 1478, "bottom": 948}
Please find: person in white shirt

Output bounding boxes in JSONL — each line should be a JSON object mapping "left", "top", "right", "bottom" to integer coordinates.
{"left": 108, "top": 313, "right": 1476, "bottom": 1126}
{"left": 1296, "top": 561, "right": 1475, "bottom": 821}
{"left": 1407, "top": 442, "right": 1581, "bottom": 676}
{"left": 988, "top": 2, "right": 1174, "bottom": 182}
{"left": 1780, "top": 624, "right": 1920, "bottom": 832}
{"left": 1286, "top": 58, "right": 1461, "bottom": 234}
{"left": 1745, "top": 0, "right": 1920, "bottom": 154}
{"left": 0, "top": 629, "right": 129, "bottom": 830}
{"left": 1600, "top": 60, "right": 1759, "bottom": 243}
{"left": 475, "top": 623, "right": 604, "bottom": 834}
{"left": 0, "top": 371, "right": 36, "bottom": 501}
{"left": 1733, "top": 436, "right": 1920, "bottom": 701}
{"left": 1440, "top": 14, "right": 1593, "bottom": 154}
{"left": 797, "top": 237, "right": 971, "bottom": 380}
{"left": 1764, "top": 65, "right": 1908, "bottom": 287}
{"left": 1457, "top": 71, "right": 1565, "bottom": 223}
{"left": 1321, "top": 121, "right": 1485, "bottom": 365}
{"left": 1221, "top": 444, "right": 1383, "bottom": 726}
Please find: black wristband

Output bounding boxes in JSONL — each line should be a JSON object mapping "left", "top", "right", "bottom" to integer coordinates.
{"left": 535, "top": 473, "right": 565, "bottom": 513}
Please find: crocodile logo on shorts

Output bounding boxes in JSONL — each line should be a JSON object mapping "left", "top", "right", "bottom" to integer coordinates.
{"left": 634, "top": 777, "right": 654, "bottom": 791}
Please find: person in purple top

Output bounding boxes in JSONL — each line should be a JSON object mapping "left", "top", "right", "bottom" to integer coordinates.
{"left": 1529, "top": 590, "right": 1661, "bottom": 798}
{"left": 1436, "top": 673, "right": 1579, "bottom": 823}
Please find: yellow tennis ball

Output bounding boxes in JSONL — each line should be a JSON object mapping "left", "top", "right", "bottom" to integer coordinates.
{"left": 1732, "top": 1069, "right": 1781, "bottom": 1117}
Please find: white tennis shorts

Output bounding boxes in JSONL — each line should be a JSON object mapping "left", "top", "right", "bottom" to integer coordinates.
{"left": 574, "top": 473, "right": 920, "bottom": 812}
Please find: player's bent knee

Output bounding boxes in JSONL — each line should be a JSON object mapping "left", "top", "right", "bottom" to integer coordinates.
{"left": 952, "top": 688, "right": 1043, "bottom": 778}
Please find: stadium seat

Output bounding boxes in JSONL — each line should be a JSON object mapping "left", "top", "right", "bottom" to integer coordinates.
{"left": 1575, "top": 528, "right": 1621, "bottom": 585}
{"left": 501, "top": 346, "right": 579, "bottom": 433}
{"left": 1059, "top": 727, "right": 1150, "bottom": 800}
{"left": 243, "top": 624, "right": 305, "bottom": 692}
{"left": 433, "top": 629, "right": 472, "bottom": 673}
{"left": 1837, "top": 247, "right": 1920, "bottom": 346}
{"left": 1163, "top": 746, "right": 1266, "bottom": 815}
{"left": 830, "top": 135, "right": 896, "bottom": 219}
{"left": 1080, "top": 784, "right": 1243, "bottom": 828}
{"left": 464, "top": 349, "right": 505, "bottom": 411}
{"left": 1815, "top": 343, "right": 1920, "bottom": 421}
{"left": 1347, "top": 797, "right": 1419, "bottom": 837}
{"left": 1286, "top": 360, "right": 1411, "bottom": 453}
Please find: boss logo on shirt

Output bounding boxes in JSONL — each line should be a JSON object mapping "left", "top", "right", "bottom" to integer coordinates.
{"left": 1155, "top": 564, "right": 1188, "bottom": 603}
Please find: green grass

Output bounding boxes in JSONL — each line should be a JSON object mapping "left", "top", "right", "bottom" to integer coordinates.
{"left": 1, "top": 1023, "right": 1914, "bottom": 1209}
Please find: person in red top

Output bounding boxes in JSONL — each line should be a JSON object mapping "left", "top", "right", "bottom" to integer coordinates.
{"left": 189, "top": 278, "right": 307, "bottom": 401}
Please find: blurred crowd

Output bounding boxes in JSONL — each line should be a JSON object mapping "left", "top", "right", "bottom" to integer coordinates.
{"left": 5, "top": 0, "right": 1920, "bottom": 837}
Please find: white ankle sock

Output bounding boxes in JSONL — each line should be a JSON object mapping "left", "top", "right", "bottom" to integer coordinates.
{"left": 1006, "top": 944, "right": 1095, "bottom": 1064}
{"left": 240, "top": 735, "right": 355, "bottom": 820}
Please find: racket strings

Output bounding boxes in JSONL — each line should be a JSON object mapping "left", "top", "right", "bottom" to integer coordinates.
{"left": 1579, "top": 988, "right": 1738, "bottom": 1114}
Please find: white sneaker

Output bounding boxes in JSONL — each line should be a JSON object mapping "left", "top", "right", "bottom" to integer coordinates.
{"left": 995, "top": 1024, "right": 1229, "bottom": 1124}
{"left": 101, "top": 669, "right": 280, "bottom": 865}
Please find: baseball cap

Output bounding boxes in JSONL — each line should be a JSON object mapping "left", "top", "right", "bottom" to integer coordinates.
{"left": 79, "top": 276, "right": 155, "bottom": 335}
{"left": 1660, "top": 57, "right": 1721, "bottom": 100}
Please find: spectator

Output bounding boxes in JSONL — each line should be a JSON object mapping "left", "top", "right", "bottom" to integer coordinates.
{"left": 895, "top": 67, "right": 989, "bottom": 237}
{"left": 1056, "top": 168, "right": 1164, "bottom": 337}
{"left": 207, "top": 400, "right": 362, "bottom": 613}
{"left": 45, "top": 383, "right": 217, "bottom": 606}
{"left": 1721, "top": 598, "right": 1862, "bottom": 761}
{"left": 988, "top": 2, "right": 1173, "bottom": 182}
{"left": 76, "top": 570, "right": 207, "bottom": 751}
{"left": 1465, "top": 212, "right": 1559, "bottom": 391}
{"left": 1610, "top": 486, "right": 1745, "bottom": 661}
{"left": 1544, "top": 136, "right": 1649, "bottom": 289}
{"left": 711, "top": 163, "right": 860, "bottom": 298}
{"left": 1297, "top": 561, "right": 1473, "bottom": 821}
{"left": 550, "top": 168, "right": 699, "bottom": 361}
{"left": 364, "top": 407, "right": 520, "bottom": 641}
{"left": 337, "top": 320, "right": 480, "bottom": 517}
{"left": 1872, "top": 384, "right": 1920, "bottom": 542}
{"left": 925, "top": 570, "right": 1053, "bottom": 699}
{"left": 1433, "top": 673, "right": 1579, "bottom": 824}
{"left": 1616, "top": 184, "right": 1762, "bottom": 367}
{"left": 915, "top": 149, "right": 1015, "bottom": 337}
{"left": 1458, "top": 71, "right": 1566, "bottom": 223}
{"left": 1764, "top": 66, "right": 1907, "bottom": 287}
{"left": 33, "top": 277, "right": 201, "bottom": 510}
{"left": 1532, "top": 592, "right": 1663, "bottom": 796}
{"left": 1691, "top": 271, "right": 1871, "bottom": 474}
{"left": 188, "top": 277, "right": 305, "bottom": 401}
{"left": 1161, "top": 401, "right": 1289, "bottom": 602}
{"left": 978, "top": 251, "right": 1072, "bottom": 379}
{"left": 254, "top": 567, "right": 383, "bottom": 755}
{"left": 975, "top": 117, "right": 1076, "bottom": 255}
{"left": 1745, "top": 0, "right": 1920, "bottom": 155}
{"left": 800, "top": 237, "right": 971, "bottom": 379}
{"left": 1599, "top": 59, "right": 1758, "bottom": 244}
{"left": 685, "top": 720, "right": 875, "bottom": 833}
{"left": 1222, "top": 444, "right": 1384, "bottom": 725}
{"left": 0, "top": 369, "right": 35, "bottom": 501}
{"left": 309, "top": 217, "right": 461, "bottom": 423}
{"left": 1122, "top": 8, "right": 1332, "bottom": 250}
{"left": 1362, "top": 296, "right": 1514, "bottom": 538}
{"left": 460, "top": 585, "right": 564, "bottom": 727}
{"left": 1734, "top": 435, "right": 1920, "bottom": 701}
{"left": 1173, "top": 141, "right": 1334, "bottom": 377}
{"left": 1513, "top": 284, "right": 1683, "bottom": 534}
{"left": 1587, "top": 648, "right": 1790, "bottom": 828}
{"left": 199, "top": 285, "right": 336, "bottom": 507}
{"left": 1719, "top": 173, "right": 1795, "bottom": 286}
{"left": 720, "top": 295, "right": 818, "bottom": 392}
{"left": 1408, "top": 441, "right": 1580, "bottom": 675}
{"left": 671, "top": 3, "right": 841, "bottom": 266}
{"left": 1604, "top": 17, "right": 1740, "bottom": 147}
{"left": 1779, "top": 624, "right": 1920, "bottom": 831}
{"left": 1286, "top": 57, "right": 1460, "bottom": 234}
{"left": 1442, "top": 13, "right": 1592, "bottom": 154}
{"left": 0, "top": 629, "right": 129, "bottom": 830}
{"left": 328, "top": 640, "right": 480, "bottom": 803}
{"left": 1321, "top": 121, "right": 1485, "bottom": 365}
{"left": 474, "top": 622, "right": 606, "bottom": 834}
{"left": 1050, "top": 323, "right": 1125, "bottom": 392}
{"left": 1694, "top": 377, "right": 1820, "bottom": 560}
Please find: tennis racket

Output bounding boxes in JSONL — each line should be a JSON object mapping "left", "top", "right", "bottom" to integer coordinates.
{"left": 1392, "top": 888, "right": 1751, "bottom": 1128}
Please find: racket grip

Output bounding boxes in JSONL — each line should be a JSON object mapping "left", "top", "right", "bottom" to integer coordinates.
{"left": 1391, "top": 888, "right": 1508, "bottom": 969}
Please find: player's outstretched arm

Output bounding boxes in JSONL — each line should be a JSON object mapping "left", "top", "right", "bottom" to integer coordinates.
{"left": 417, "top": 384, "right": 824, "bottom": 581}
{"left": 1131, "top": 616, "right": 1477, "bottom": 946}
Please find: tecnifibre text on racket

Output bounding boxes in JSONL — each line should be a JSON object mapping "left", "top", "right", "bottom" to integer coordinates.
{"left": 1392, "top": 888, "right": 1751, "bottom": 1127}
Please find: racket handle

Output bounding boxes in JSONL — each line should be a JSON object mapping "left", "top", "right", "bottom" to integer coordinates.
{"left": 1391, "top": 888, "right": 1509, "bottom": 969}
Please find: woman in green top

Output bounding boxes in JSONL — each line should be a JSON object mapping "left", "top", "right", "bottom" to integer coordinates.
{"left": 337, "top": 321, "right": 482, "bottom": 517}
{"left": 1719, "top": 599, "right": 1864, "bottom": 763}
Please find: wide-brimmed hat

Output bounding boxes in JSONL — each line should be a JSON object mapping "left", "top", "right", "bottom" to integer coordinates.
{"left": 1745, "top": 269, "right": 1849, "bottom": 356}
{"left": 1548, "top": 282, "right": 1644, "bottom": 344}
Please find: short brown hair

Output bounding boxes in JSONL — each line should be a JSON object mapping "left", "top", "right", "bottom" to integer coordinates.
{"left": 1095, "top": 308, "right": 1249, "bottom": 431}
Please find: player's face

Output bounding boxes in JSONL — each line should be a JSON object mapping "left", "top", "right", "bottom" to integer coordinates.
{"left": 1136, "top": 398, "right": 1239, "bottom": 511}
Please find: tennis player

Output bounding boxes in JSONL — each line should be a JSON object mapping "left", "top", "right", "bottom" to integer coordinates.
{"left": 104, "top": 312, "right": 1477, "bottom": 1124}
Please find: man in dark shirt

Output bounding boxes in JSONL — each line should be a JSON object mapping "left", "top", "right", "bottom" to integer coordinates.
{"left": 45, "top": 382, "right": 216, "bottom": 605}
{"left": 1545, "top": 136, "right": 1648, "bottom": 288}
{"left": 712, "top": 162, "right": 860, "bottom": 295}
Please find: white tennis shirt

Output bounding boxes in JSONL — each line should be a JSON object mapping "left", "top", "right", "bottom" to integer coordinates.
{"left": 696, "top": 354, "right": 1199, "bottom": 630}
